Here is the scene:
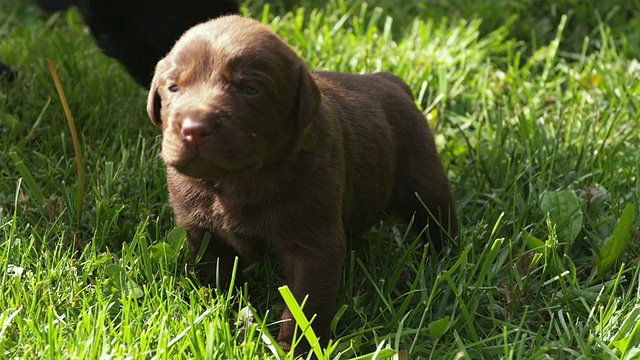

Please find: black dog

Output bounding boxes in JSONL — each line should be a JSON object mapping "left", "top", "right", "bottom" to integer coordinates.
{"left": 0, "top": 62, "right": 15, "bottom": 82}
{"left": 69, "top": 0, "right": 240, "bottom": 86}
{"left": 1, "top": 1, "right": 240, "bottom": 86}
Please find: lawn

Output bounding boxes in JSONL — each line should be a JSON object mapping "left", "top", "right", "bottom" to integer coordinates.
{"left": 1, "top": 0, "right": 640, "bottom": 358}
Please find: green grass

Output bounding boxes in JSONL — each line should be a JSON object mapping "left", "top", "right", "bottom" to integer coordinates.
{"left": 2, "top": 0, "right": 640, "bottom": 358}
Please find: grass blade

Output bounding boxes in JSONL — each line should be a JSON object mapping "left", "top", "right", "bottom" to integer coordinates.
{"left": 46, "top": 58, "right": 85, "bottom": 228}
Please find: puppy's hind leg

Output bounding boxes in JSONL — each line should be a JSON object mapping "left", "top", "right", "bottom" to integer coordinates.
{"left": 392, "top": 171, "right": 458, "bottom": 252}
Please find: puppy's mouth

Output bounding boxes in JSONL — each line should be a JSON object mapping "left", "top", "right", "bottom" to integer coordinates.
{"left": 161, "top": 130, "right": 258, "bottom": 179}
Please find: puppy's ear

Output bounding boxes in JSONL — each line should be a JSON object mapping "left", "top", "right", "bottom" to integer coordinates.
{"left": 146, "top": 59, "right": 166, "bottom": 127}
{"left": 296, "top": 66, "right": 320, "bottom": 130}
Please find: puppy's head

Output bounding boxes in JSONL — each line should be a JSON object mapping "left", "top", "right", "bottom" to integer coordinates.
{"left": 147, "top": 15, "right": 320, "bottom": 180}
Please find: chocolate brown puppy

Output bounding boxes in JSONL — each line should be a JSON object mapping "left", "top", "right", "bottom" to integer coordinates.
{"left": 147, "top": 15, "right": 457, "bottom": 352}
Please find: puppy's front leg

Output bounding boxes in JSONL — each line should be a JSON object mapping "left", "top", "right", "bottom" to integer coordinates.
{"left": 277, "top": 238, "right": 345, "bottom": 353}
{"left": 185, "top": 227, "right": 243, "bottom": 289}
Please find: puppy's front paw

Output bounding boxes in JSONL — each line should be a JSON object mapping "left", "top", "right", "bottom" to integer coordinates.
{"left": 277, "top": 340, "right": 292, "bottom": 352}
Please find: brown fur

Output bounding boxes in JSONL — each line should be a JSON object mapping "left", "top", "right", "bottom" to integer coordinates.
{"left": 147, "top": 15, "right": 457, "bottom": 353}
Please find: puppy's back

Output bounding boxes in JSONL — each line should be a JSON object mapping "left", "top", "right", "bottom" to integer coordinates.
{"left": 371, "top": 72, "right": 415, "bottom": 98}
{"left": 311, "top": 71, "right": 456, "bottom": 245}
{"left": 312, "top": 71, "right": 431, "bottom": 148}
{"left": 314, "top": 71, "right": 414, "bottom": 103}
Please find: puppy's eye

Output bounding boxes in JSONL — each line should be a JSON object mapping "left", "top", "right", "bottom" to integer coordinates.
{"left": 168, "top": 84, "right": 180, "bottom": 93}
{"left": 240, "top": 85, "right": 258, "bottom": 95}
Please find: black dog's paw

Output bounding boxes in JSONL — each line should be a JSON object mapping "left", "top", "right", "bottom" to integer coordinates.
{"left": 0, "top": 62, "right": 16, "bottom": 83}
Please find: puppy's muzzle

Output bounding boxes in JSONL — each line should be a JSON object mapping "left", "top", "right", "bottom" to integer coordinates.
{"left": 181, "top": 118, "right": 214, "bottom": 144}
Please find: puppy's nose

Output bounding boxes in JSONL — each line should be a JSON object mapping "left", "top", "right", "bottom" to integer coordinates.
{"left": 181, "top": 118, "right": 212, "bottom": 144}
